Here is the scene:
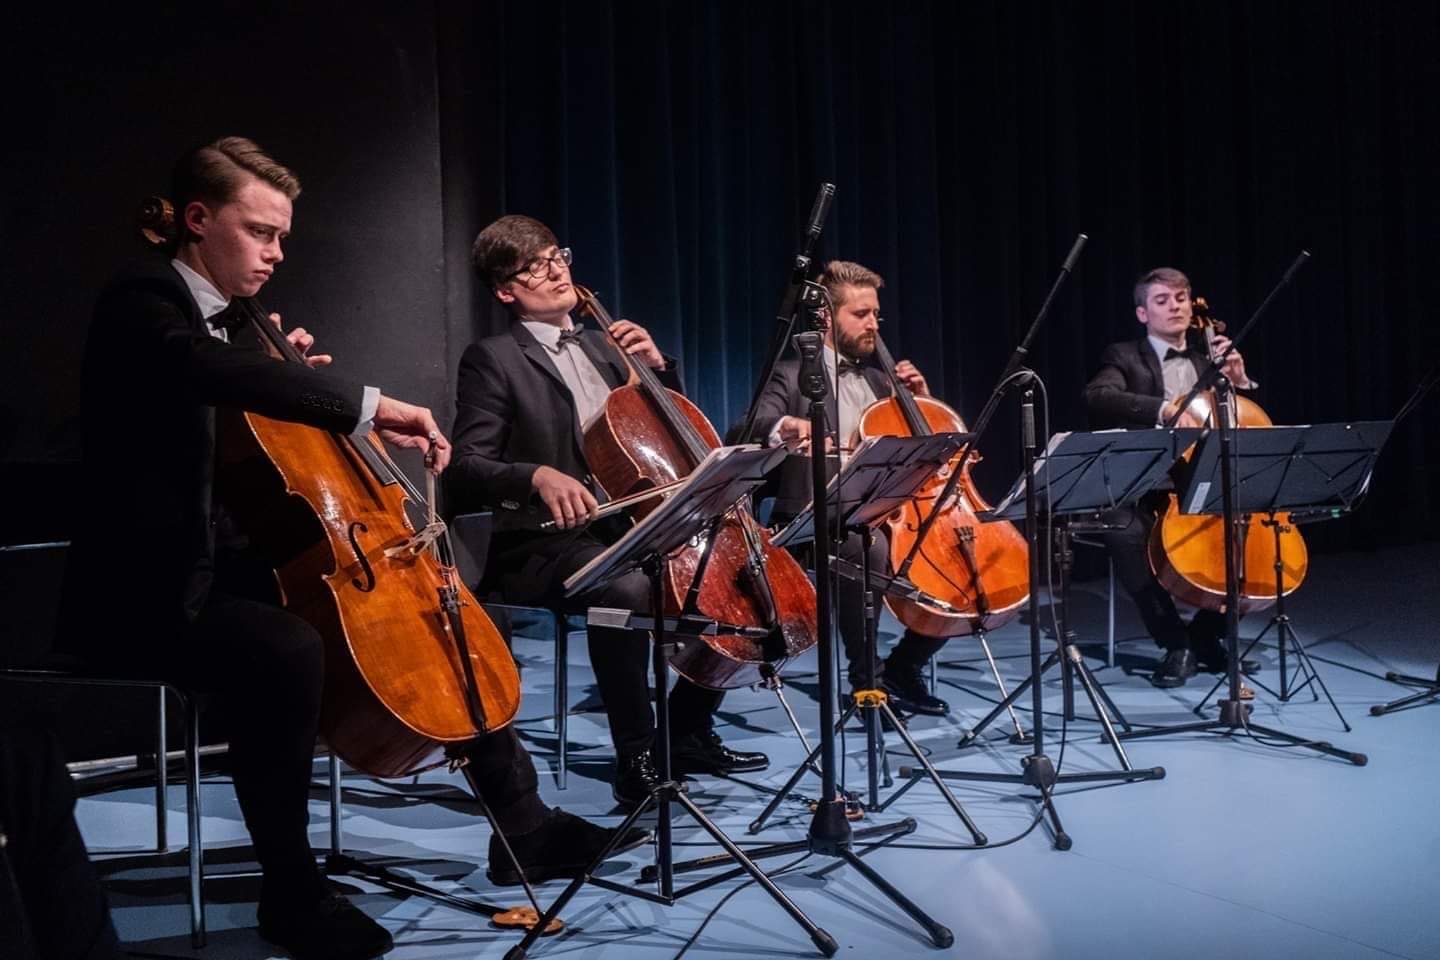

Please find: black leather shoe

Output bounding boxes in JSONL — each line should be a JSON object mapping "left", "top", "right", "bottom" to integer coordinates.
{"left": 1192, "top": 635, "right": 1260, "bottom": 675}
{"left": 259, "top": 891, "right": 393, "bottom": 960}
{"left": 488, "top": 808, "right": 652, "bottom": 886}
{"left": 881, "top": 662, "right": 949, "bottom": 716}
{"left": 672, "top": 729, "right": 769, "bottom": 775}
{"left": 612, "top": 749, "right": 661, "bottom": 808}
{"left": 1151, "top": 648, "right": 1198, "bottom": 688}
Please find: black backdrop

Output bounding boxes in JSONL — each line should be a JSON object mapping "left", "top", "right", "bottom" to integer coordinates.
{"left": 5, "top": 1, "right": 1438, "bottom": 558}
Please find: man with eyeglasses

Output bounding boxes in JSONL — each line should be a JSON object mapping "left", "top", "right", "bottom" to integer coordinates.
{"left": 745, "top": 260, "right": 950, "bottom": 716}
{"left": 450, "top": 215, "right": 768, "bottom": 809}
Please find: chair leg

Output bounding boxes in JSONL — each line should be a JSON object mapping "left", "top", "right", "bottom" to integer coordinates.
{"left": 1106, "top": 558, "right": 1117, "bottom": 669}
{"left": 182, "top": 691, "right": 205, "bottom": 948}
{"left": 328, "top": 753, "right": 344, "bottom": 855}
{"left": 155, "top": 686, "right": 168, "bottom": 853}
{"left": 553, "top": 611, "right": 568, "bottom": 790}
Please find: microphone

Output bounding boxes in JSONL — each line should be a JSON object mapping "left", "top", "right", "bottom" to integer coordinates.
{"left": 805, "top": 182, "right": 837, "bottom": 241}
{"left": 1061, "top": 233, "right": 1088, "bottom": 274}
{"left": 1281, "top": 250, "right": 1312, "bottom": 286}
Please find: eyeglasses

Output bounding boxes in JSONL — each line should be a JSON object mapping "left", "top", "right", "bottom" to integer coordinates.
{"left": 506, "top": 247, "right": 573, "bottom": 283}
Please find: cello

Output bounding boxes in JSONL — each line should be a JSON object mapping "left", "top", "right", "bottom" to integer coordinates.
{"left": 574, "top": 285, "right": 818, "bottom": 689}
{"left": 853, "top": 334, "right": 1031, "bottom": 637}
{"left": 1146, "top": 298, "right": 1310, "bottom": 614}
{"left": 139, "top": 197, "right": 521, "bottom": 780}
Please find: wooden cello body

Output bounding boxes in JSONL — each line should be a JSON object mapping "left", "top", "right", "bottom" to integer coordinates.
{"left": 855, "top": 336, "right": 1030, "bottom": 637}
{"left": 1146, "top": 300, "right": 1310, "bottom": 614}
{"left": 208, "top": 298, "right": 520, "bottom": 779}
{"left": 574, "top": 286, "right": 817, "bottom": 689}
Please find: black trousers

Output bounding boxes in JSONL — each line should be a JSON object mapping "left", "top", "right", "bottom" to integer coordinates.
{"left": 1101, "top": 493, "right": 1225, "bottom": 653}
{"left": 486, "top": 529, "right": 723, "bottom": 759}
{"left": 776, "top": 523, "right": 947, "bottom": 686}
{"left": 99, "top": 589, "right": 546, "bottom": 908}
{"left": 0, "top": 725, "right": 121, "bottom": 960}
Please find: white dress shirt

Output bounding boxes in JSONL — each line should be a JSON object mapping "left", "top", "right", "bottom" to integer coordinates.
{"left": 521, "top": 317, "right": 614, "bottom": 430}
{"left": 1146, "top": 334, "right": 1256, "bottom": 426}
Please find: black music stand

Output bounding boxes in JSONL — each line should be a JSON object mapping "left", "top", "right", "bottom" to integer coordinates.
{"left": 1180, "top": 422, "right": 1392, "bottom": 731}
{"left": 738, "top": 434, "right": 989, "bottom": 842}
{"left": 914, "top": 430, "right": 1185, "bottom": 789}
{"left": 1117, "top": 423, "right": 1381, "bottom": 764}
{"left": 501, "top": 444, "right": 840, "bottom": 959}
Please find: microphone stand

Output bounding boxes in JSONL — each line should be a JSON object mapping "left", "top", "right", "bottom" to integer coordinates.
{"left": 916, "top": 235, "right": 1159, "bottom": 850}
{"left": 739, "top": 182, "right": 836, "bottom": 444}
{"left": 1368, "top": 361, "right": 1440, "bottom": 716}
{"left": 1117, "top": 252, "right": 1366, "bottom": 764}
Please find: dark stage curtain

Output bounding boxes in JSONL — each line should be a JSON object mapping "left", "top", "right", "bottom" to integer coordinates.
{"left": 447, "top": 0, "right": 1439, "bottom": 551}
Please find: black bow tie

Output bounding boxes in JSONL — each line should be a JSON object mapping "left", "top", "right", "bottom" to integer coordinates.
{"left": 1163, "top": 347, "right": 1192, "bottom": 361}
{"left": 836, "top": 356, "right": 864, "bottom": 376}
{"left": 556, "top": 325, "right": 584, "bottom": 349}
{"left": 210, "top": 301, "right": 249, "bottom": 334}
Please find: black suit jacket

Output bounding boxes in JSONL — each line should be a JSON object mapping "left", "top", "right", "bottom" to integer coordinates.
{"left": 1083, "top": 336, "right": 1212, "bottom": 430}
{"left": 448, "top": 321, "right": 682, "bottom": 538}
{"left": 62, "top": 255, "right": 366, "bottom": 651}
{"left": 743, "top": 357, "right": 893, "bottom": 520}
{"left": 1084, "top": 332, "right": 1260, "bottom": 433}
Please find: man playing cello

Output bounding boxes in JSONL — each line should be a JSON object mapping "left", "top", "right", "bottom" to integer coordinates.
{"left": 746, "top": 260, "right": 950, "bottom": 716}
{"left": 1084, "top": 266, "right": 1259, "bottom": 688}
{"left": 62, "top": 138, "right": 642, "bottom": 960}
{"left": 450, "top": 215, "right": 769, "bottom": 810}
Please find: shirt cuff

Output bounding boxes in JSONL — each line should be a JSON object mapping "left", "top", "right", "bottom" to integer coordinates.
{"left": 350, "top": 385, "right": 381, "bottom": 436}
{"left": 766, "top": 421, "right": 786, "bottom": 448}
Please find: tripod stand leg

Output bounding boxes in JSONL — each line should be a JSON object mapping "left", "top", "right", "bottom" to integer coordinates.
{"left": 956, "top": 651, "right": 1055, "bottom": 748}
{"left": 1371, "top": 676, "right": 1440, "bottom": 715}
{"left": 835, "top": 845, "right": 954, "bottom": 949}
{"left": 768, "top": 675, "right": 822, "bottom": 778}
{"left": 976, "top": 629, "right": 1028, "bottom": 743}
{"left": 671, "top": 790, "right": 838, "bottom": 956}
{"left": 875, "top": 701, "right": 986, "bottom": 845}
{"left": 1241, "top": 722, "right": 1366, "bottom": 765}
{"left": 749, "top": 704, "right": 856, "bottom": 834}
{"left": 1274, "top": 624, "right": 1351, "bottom": 731}
{"left": 1022, "top": 756, "right": 1071, "bottom": 851}
{"left": 504, "top": 792, "right": 660, "bottom": 960}
{"left": 1064, "top": 645, "right": 1134, "bottom": 770}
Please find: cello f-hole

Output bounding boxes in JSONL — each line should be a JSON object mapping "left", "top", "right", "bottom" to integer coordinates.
{"left": 348, "top": 521, "right": 376, "bottom": 592}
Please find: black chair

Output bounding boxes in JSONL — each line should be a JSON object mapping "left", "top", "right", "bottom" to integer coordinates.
{"left": 0, "top": 540, "right": 209, "bottom": 948}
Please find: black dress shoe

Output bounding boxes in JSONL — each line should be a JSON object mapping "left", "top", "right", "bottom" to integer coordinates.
{"left": 258, "top": 891, "right": 393, "bottom": 960}
{"left": 880, "top": 662, "right": 949, "bottom": 716}
{"left": 487, "top": 808, "right": 652, "bottom": 886}
{"left": 672, "top": 729, "right": 769, "bottom": 775}
{"left": 1192, "top": 635, "right": 1260, "bottom": 675}
{"left": 1151, "top": 648, "right": 1198, "bottom": 688}
{"left": 612, "top": 749, "right": 661, "bottom": 808}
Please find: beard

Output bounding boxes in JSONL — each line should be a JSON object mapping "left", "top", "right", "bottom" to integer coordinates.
{"left": 837, "top": 327, "right": 877, "bottom": 360}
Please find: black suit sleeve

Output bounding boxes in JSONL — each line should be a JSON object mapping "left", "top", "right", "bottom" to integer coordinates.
{"left": 95, "top": 282, "right": 365, "bottom": 433}
{"left": 450, "top": 341, "right": 542, "bottom": 505}
{"left": 1083, "top": 343, "right": 1164, "bottom": 429}
{"left": 746, "top": 362, "right": 797, "bottom": 443}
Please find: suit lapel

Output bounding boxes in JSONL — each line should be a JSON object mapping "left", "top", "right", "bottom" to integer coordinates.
{"left": 578, "top": 328, "right": 631, "bottom": 390}
{"left": 864, "top": 366, "right": 893, "bottom": 399}
{"left": 511, "top": 322, "right": 569, "bottom": 394}
{"left": 1137, "top": 337, "right": 1165, "bottom": 397}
